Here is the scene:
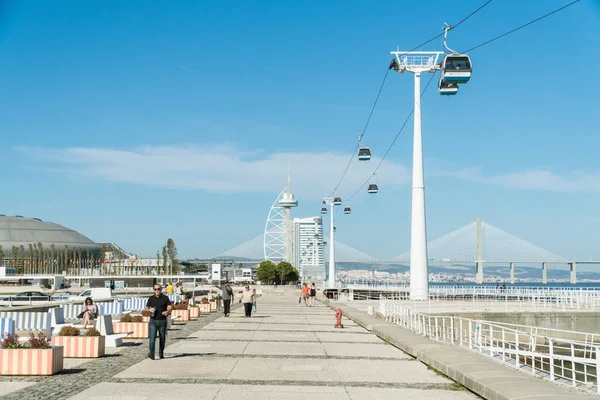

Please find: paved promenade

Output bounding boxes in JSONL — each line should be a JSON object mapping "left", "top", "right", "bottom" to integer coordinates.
{"left": 0, "top": 296, "right": 480, "bottom": 399}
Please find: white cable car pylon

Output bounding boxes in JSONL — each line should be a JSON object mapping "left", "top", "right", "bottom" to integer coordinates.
{"left": 357, "top": 133, "right": 371, "bottom": 161}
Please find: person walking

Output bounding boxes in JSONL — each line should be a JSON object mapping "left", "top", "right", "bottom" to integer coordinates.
{"left": 309, "top": 283, "right": 317, "bottom": 307}
{"left": 219, "top": 281, "right": 234, "bottom": 317}
{"left": 252, "top": 288, "right": 257, "bottom": 313}
{"left": 239, "top": 285, "right": 255, "bottom": 317}
{"left": 301, "top": 283, "right": 309, "bottom": 306}
{"left": 146, "top": 284, "right": 173, "bottom": 360}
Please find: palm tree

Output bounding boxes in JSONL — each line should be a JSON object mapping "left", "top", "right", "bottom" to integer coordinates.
{"left": 18, "top": 245, "right": 25, "bottom": 274}
{"left": 11, "top": 246, "right": 17, "bottom": 272}
{"left": 37, "top": 242, "right": 44, "bottom": 274}
{"left": 0, "top": 245, "right": 4, "bottom": 267}
{"left": 50, "top": 244, "right": 56, "bottom": 274}
{"left": 63, "top": 245, "right": 69, "bottom": 274}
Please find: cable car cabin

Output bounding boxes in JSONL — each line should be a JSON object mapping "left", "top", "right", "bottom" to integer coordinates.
{"left": 439, "top": 78, "right": 458, "bottom": 96}
{"left": 358, "top": 147, "right": 371, "bottom": 161}
{"left": 441, "top": 54, "right": 472, "bottom": 84}
{"left": 367, "top": 184, "right": 378, "bottom": 194}
{"left": 321, "top": 207, "right": 327, "bottom": 214}
{"left": 333, "top": 197, "right": 342, "bottom": 205}
{"left": 344, "top": 206, "right": 351, "bottom": 214}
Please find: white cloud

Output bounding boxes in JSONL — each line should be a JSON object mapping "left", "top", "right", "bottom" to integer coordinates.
{"left": 14, "top": 144, "right": 411, "bottom": 198}
{"left": 443, "top": 167, "right": 600, "bottom": 193}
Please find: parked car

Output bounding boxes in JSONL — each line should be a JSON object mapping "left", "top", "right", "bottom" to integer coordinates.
{"left": 0, "top": 291, "right": 53, "bottom": 302}
{"left": 68, "top": 288, "right": 113, "bottom": 302}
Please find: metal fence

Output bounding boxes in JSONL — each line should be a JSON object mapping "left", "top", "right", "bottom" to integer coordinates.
{"left": 380, "top": 300, "right": 600, "bottom": 393}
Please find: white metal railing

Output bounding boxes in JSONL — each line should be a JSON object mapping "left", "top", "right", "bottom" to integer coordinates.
{"left": 380, "top": 300, "right": 600, "bottom": 392}
{"left": 331, "top": 283, "right": 600, "bottom": 310}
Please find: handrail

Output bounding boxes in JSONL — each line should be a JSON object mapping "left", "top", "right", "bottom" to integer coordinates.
{"left": 380, "top": 299, "right": 600, "bottom": 393}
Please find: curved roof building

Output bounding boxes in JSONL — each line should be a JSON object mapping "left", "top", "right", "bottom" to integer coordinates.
{"left": 0, "top": 215, "right": 101, "bottom": 256}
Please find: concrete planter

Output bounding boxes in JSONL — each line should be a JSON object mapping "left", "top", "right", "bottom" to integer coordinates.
{"left": 209, "top": 301, "right": 217, "bottom": 312}
{"left": 51, "top": 336, "right": 105, "bottom": 358}
{"left": 199, "top": 303, "right": 211, "bottom": 313}
{"left": 0, "top": 346, "right": 64, "bottom": 375}
{"left": 113, "top": 322, "right": 149, "bottom": 339}
{"left": 171, "top": 309, "right": 190, "bottom": 322}
{"left": 189, "top": 307, "right": 200, "bottom": 319}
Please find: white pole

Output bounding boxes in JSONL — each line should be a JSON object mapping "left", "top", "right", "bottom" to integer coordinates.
{"left": 410, "top": 72, "right": 429, "bottom": 301}
{"left": 328, "top": 203, "right": 336, "bottom": 288}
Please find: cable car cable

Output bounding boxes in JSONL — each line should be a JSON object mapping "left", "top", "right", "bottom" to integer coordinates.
{"left": 395, "top": 0, "right": 493, "bottom": 56}
{"left": 463, "top": 0, "right": 580, "bottom": 53}
{"left": 344, "top": 0, "right": 578, "bottom": 202}
{"left": 346, "top": 72, "right": 438, "bottom": 202}
{"left": 326, "top": 0, "right": 494, "bottom": 199}
{"left": 328, "top": 67, "right": 390, "bottom": 197}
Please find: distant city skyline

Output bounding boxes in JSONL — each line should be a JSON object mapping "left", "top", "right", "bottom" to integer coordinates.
{"left": 2, "top": 1, "right": 599, "bottom": 262}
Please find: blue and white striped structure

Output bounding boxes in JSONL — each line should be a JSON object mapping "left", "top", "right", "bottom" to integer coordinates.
{"left": 168, "top": 294, "right": 180, "bottom": 304}
{"left": 0, "top": 317, "right": 15, "bottom": 338}
{"left": 123, "top": 297, "right": 147, "bottom": 311}
{"left": 60, "top": 304, "right": 84, "bottom": 319}
{"left": 0, "top": 311, "right": 51, "bottom": 338}
{"left": 98, "top": 300, "right": 124, "bottom": 316}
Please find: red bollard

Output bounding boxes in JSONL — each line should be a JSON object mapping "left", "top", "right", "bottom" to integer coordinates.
{"left": 334, "top": 308, "right": 344, "bottom": 328}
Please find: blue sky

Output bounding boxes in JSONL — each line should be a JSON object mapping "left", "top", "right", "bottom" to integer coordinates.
{"left": 1, "top": 0, "right": 599, "bottom": 266}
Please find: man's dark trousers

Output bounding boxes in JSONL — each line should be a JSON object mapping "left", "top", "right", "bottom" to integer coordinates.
{"left": 223, "top": 299, "right": 231, "bottom": 315}
{"left": 149, "top": 319, "right": 167, "bottom": 356}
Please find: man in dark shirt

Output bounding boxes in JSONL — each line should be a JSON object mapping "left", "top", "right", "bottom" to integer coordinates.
{"left": 146, "top": 285, "right": 173, "bottom": 360}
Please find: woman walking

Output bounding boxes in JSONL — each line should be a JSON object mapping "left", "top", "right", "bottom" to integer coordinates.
{"left": 309, "top": 283, "right": 317, "bottom": 307}
{"left": 240, "top": 285, "right": 256, "bottom": 317}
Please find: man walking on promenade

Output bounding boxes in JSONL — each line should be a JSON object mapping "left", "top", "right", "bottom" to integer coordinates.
{"left": 219, "top": 281, "right": 233, "bottom": 317}
{"left": 146, "top": 284, "right": 173, "bottom": 360}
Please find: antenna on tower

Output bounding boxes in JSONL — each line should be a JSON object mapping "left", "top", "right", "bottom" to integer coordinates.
{"left": 287, "top": 164, "right": 291, "bottom": 193}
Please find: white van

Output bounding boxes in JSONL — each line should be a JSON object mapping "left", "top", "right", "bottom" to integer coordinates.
{"left": 69, "top": 288, "right": 113, "bottom": 302}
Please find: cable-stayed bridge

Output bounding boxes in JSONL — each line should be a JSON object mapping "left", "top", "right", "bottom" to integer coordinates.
{"left": 215, "top": 234, "right": 380, "bottom": 264}
{"left": 217, "top": 219, "right": 567, "bottom": 264}
{"left": 214, "top": 219, "right": 600, "bottom": 284}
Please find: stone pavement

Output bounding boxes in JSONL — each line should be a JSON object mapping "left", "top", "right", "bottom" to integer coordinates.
{"left": 65, "top": 296, "right": 477, "bottom": 399}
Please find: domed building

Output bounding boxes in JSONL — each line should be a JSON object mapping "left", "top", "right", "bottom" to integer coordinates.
{"left": 0, "top": 215, "right": 102, "bottom": 274}
{"left": 0, "top": 215, "right": 101, "bottom": 255}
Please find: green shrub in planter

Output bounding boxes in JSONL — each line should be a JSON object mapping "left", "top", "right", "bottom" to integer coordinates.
{"left": 58, "top": 326, "right": 81, "bottom": 336}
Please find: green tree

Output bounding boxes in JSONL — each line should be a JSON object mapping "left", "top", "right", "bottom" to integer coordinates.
{"left": 276, "top": 261, "right": 299, "bottom": 284}
{"left": 0, "top": 245, "right": 4, "bottom": 267}
{"left": 161, "top": 245, "right": 168, "bottom": 275}
{"left": 256, "top": 260, "right": 277, "bottom": 284}
{"left": 50, "top": 244, "right": 56, "bottom": 274}
{"left": 28, "top": 243, "right": 34, "bottom": 275}
{"left": 38, "top": 242, "right": 45, "bottom": 274}
{"left": 166, "top": 238, "right": 177, "bottom": 275}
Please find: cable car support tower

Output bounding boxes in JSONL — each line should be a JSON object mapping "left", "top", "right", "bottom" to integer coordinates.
{"left": 390, "top": 25, "right": 471, "bottom": 300}
{"left": 390, "top": 49, "right": 443, "bottom": 301}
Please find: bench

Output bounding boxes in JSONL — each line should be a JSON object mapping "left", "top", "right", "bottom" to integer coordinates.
{"left": 96, "top": 315, "right": 132, "bottom": 348}
{"left": 49, "top": 307, "right": 75, "bottom": 334}
{"left": 0, "top": 311, "right": 52, "bottom": 339}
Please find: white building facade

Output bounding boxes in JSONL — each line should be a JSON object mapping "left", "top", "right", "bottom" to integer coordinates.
{"left": 292, "top": 216, "right": 325, "bottom": 282}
